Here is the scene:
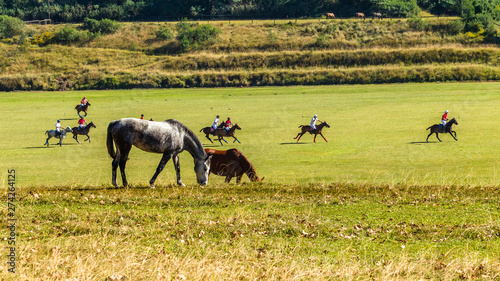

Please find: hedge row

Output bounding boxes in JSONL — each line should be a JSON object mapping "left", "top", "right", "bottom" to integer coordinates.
{"left": 1, "top": 65, "right": 499, "bottom": 91}
{"left": 163, "top": 48, "right": 500, "bottom": 70}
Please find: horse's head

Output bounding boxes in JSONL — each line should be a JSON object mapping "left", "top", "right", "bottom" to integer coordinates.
{"left": 233, "top": 124, "right": 241, "bottom": 130}
{"left": 87, "top": 102, "right": 91, "bottom": 106}
{"left": 322, "top": 122, "right": 331, "bottom": 128}
{"left": 89, "top": 122, "right": 96, "bottom": 128}
{"left": 450, "top": 118, "right": 458, "bottom": 125}
{"left": 194, "top": 154, "right": 212, "bottom": 185}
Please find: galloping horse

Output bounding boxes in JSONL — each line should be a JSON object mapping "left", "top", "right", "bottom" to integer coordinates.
{"left": 205, "top": 148, "right": 263, "bottom": 183}
{"left": 44, "top": 126, "right": 73, "bottom": 146}
{"left": 325, "top": 13, "right": 335, "bottom": 19}
{"left": 294, "top": 122, "right": 331, "bottom": 143}
{"left": 75, "top": 102, "right": 91, "bottom": 117}
{"left": 71, "top": 121, "right": 97, "bottom": 143}
{"left": 426, "top": 118, "right": 458, "bottom": 142}
{"left": 107, "top": 118, "right": 212, "bottom": 188}
{"left": 199, "top": 123, "right": 225, "bottom": 143}
{"left": 215, "top": 124, "right": 242, "bottom": 145}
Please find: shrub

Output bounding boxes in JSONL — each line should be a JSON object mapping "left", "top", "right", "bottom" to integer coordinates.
{"left": 31, "top": 31, "right": 56, "bottom": 46}
{"left": 176, "top": 21, "right": 221, "bottom": 51}
{"left": 53, "top": 26, "right": 91, "bottom": 44}
{"left": 156, "top": 26, "right": 173, "bottom": 40}
{"left": 0, "top": 15, "right": 26, "bottom": 39}
{"left": 82, "top": 18, "right": 121, "bottom": 35}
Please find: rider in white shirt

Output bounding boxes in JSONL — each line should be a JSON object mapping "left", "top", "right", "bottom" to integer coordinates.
{"left": 55, "top": 120, "right": 62, "bottom": 136}
{"left": 310, "top": 114, "right": 322, "bottom": 131}
{"left": 212, "top": 115, "right": 220, "bottom": 132}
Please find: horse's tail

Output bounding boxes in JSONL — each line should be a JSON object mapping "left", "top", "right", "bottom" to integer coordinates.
{"left": 200, "top": 128, "right": 204, "bottom": 132}
{"left": 426, "top": 126, "right": 433, "bottom": 130}
{"left": 107, "top": 121, "right": 116, "bottom": 158}
{"left": 45, "top": 130, "right": 49, "bottom": 135}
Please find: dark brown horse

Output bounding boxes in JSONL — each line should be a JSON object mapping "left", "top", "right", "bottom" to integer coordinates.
{"left": 75, "top": 102, "right": 91, "bottom": 117}
{"left": 199, "top": 123, "right": 225, "bottom": 143}
{"left": 71, "top": 121, "right": 96, "bottom": 143}
{"left": 215, "top": 124, "right": 241, "bottom": 145}
{"left": 294, "top": 122, "right": 330, "bottom": 143}
{"left": 204, "top": 148, "right": 263, "bottom": 183}
{"left": 426, "top": 118, "right": 458, "bottom": 142}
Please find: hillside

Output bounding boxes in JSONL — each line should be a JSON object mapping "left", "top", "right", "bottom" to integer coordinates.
{"left": 1, "top": 18, "right": 499, "bottom": 91}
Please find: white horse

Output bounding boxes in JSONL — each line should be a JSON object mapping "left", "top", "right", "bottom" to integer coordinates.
{"left": 107, "top": 118, "right": 212, "bottom": 188}
{"left": 44, "top": 126, "right": 73, "bottom": 146}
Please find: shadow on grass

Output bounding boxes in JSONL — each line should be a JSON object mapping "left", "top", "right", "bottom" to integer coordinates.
{"left": 25, "top": 143, "right": 78, "bottom": 149}
{"left": 60, "top": 118, "right": 78, "bottom": 121}
{"left": 409, "top": 141, "right": 437, "bottom": 144}
{"left": 280, "top": 142, "right": 310, "bottom": 145}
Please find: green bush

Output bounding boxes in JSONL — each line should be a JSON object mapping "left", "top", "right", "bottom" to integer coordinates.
{"left": 0, "top": 15, "right": 26, "bottom": 39}
{"left": 82, "top": 18, "right": 120, "bottom": 35}
{"left": 156, "top": 26, "right": 173, "bottom": 40}
{"left": 176, "top": 21, "right": 221, "bottom": 51}
{"left": 53, "top": 26, "right": 91, "bottom": 44}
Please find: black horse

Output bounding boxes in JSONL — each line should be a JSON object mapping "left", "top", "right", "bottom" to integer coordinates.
{"left": 199, "top": 123, "right": 225, "bottom": 143}
{"left": 71, "top": 122, "right": 97, "bottom": 143}
{"left": 75, "top": 102, "right": 91, "bottom": 117}
{"left": 426, "top": 117, "right": 458, "bottom": 142}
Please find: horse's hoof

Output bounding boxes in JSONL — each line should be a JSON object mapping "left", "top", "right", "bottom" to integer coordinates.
{"left": 150, "top": 185, "right": 155, "bottom": 189}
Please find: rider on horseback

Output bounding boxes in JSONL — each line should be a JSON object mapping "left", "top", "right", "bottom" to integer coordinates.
{"left": 55, "top": 119, "right": 62, "bottom": 137}
{"left": 440, "top": 110, "right": 449, "bottom": 132}
{"left": 224, "top": 117, "right": 232, "bottom": 133}
{"left": 211, "top": 115, "right": 220, "bottom": 133}
{"left": 80, "top": 96, "right": 88, "bottom": 108}
{"left": 310, "top": 114, "right": 322, "bottom": 133}
{"left": 78, "top": 116, "right": 87, "bottom": 132}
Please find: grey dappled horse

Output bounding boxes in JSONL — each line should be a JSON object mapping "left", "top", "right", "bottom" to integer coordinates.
{"left": 45, "top": 126, "right": 73, "bottom": 146}
{"left": 107, "top": 118, "right": 212, "bottom": 188}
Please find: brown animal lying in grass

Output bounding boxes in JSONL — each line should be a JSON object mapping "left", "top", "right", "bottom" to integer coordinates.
{"left": 205, "top": 148, "right": 263, "bottom": 183}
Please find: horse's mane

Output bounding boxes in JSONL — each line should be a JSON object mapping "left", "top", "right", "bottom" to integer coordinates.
{"left": 165, "top": 119, "right": 207, "bottom": 159}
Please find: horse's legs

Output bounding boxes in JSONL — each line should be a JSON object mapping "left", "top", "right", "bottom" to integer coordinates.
{"left": 172, "top": 154, "right": 185, "bottom": 186}
{"left": 205, "top": 134, "right": 213, "bottom": 143}
{"left": 236, "top": 175, "right": 243, "bottom": 184}
{"left": 295, "top": 133, "right": 304, "bottom": 142}
{"left": 73, "top": 134, "right": 80, "bottom": 144}
{"left": 319, "top": 132, "right": 328, "bottom": 142}
{"left": 117, "top": 144, "right": 132, "bottom": 188}
{"left": 149, "top": 152, "right": 173, "bottom": 188}
{"left": 45, "top": 136, "right": 50, "bottom": 146}
{"left": 313, "top": 134, "right": 317, "bottom": 143}
{"left": 435, "top": 132, "right": 442, "bottom": 142}
{"left": 225, "top": 175, "right": 232, "bottom": 183}
{"left": 85, "top": 134, "right": 90, "bottom": 142}
{"left": 449, "top": 131, "right": 458, "bottom": 141}
{"left": 111, "top": 154, "right": 120, "bottom": 188}
{"left": 232, "top": 137, "right": 241, "bottom": 143}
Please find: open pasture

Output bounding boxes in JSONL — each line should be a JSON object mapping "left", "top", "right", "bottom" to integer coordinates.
{"left": 1, "top": 82, "right": 500, "bottom": 279}
{"left": 1, "top": 82, "right": 500, "bottom": 188}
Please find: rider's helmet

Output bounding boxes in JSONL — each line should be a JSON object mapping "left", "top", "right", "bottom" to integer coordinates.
{"left": 228, "top": 117, "right": 231, "bottom": 120}
{"left": 57, "top": 119, "right": 61, "bottom": 122}
{"left": 314, "top": 114, "right": 317, "bottom": 117}
{"left": 445, "top": 110, "right": 449, "bottom": 113}
{"left": 217, "top": 115, "right": 220, "bottom": 118}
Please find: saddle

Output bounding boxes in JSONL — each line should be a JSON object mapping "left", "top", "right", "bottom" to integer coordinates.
{"left": 438, "top": 124, "right": 449, "bottom": 133}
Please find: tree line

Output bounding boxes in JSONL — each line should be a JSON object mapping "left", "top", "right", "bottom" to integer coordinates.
{"left": 0, "top": 0, "right": 498, "bottom": 22}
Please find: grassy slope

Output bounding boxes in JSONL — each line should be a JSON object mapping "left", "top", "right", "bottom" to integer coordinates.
{"left": 1, "top": 18, "right": 499, "bottom": 90}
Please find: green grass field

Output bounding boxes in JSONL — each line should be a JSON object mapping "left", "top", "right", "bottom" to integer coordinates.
{"left": 1, "top": 82, "right": 500, "bottom": 188}
{"left": 1, "top": 82, "right": 500, "bottom": 279}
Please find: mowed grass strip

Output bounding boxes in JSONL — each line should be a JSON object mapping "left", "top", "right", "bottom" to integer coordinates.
{"left": 1, "top": 82, "right": 500, "bottom": 188}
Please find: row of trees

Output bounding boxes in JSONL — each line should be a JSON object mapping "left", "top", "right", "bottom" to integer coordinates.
{"left": 0, "top": 0, "right": 497, "bottom": 21}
